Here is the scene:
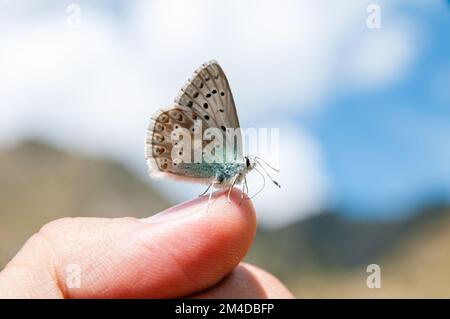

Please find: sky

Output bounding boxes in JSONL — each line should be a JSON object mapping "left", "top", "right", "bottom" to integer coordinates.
{"left": 0, "top": 0, "right": 449, "bottom": 228}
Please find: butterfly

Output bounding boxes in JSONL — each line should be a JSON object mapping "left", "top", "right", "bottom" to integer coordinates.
{"left": 145, "top": 60, "right": 279, "bottom": 202}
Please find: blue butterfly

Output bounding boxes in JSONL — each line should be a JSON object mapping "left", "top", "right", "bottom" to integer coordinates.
{"left": 145, "top": 60, "right": 279, "bottom": 202}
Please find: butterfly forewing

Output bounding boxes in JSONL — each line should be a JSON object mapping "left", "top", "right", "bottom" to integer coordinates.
{"left": 175, "top": 60, "right": 240, "bottom": 130}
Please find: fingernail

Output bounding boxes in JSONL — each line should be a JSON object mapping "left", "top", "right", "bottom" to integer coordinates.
{"left": 140, "top": 195, "right": 208, "bottom": 224}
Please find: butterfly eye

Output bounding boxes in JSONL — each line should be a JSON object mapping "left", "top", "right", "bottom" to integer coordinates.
{"left": 193, "top": 92, "right": 199, "bottom": 98}
{"left": 203, "top": 103, "right": 208, "bottom": 109}
{"left": 212, "top": 89, "right": 217, "bottom": 94}
{"left": 204, "top": 115, "right": 210, "bottom": 120}
{"left": 160, "top": 163, "right": 168, "bottom": 170}
{"left": 220, "top": 91, "right": 225, "bottom": 96}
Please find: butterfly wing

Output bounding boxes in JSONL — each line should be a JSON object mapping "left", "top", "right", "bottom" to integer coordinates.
{"left": 175, "top": 60, "right": 240, "bottom": 130}
{"left": 145, "top": 60, "right": 243, "bottom": 184}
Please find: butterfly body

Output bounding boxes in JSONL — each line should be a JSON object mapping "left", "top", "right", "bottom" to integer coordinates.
{"left": 181, "top": 162, "right": 244, "bottom": 181}
{"left": 179, "top": 155, "right": 256, "bottom": 188}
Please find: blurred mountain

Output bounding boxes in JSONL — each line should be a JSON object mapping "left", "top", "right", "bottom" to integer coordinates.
{"left": 1, "top": 141, "right": 450, "bottom": 297}
{"left": 248, "top": 203, "right": 449, "bottom": 274}
{"left": 0, "top": 140, "right": 171, "bottom": 268}
{"left": 247, "top": 202, "right": 450, "bottom": 297}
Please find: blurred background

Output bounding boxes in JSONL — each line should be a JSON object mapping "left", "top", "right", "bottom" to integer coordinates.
{"left": 1, "top": 0, "right": 450, "bottom": 297}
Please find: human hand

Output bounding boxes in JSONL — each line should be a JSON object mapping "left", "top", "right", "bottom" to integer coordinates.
{"left": 0, "top": 189, "right": 293, "bottom": 298}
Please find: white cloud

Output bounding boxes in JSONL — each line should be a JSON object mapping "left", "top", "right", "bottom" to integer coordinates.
{"left": 247, "top": 125, "right": 329, "bottom": 229}
{"left": 344, "top": 20, "right": 419, "bottom": 89}
{"left": 130, "top": 0, "right": 362, "bottom": 118}
{"left": 0, "top": 7, "right": 162, "bottom": 163}
{"left": 129, "top": 0, "right": 421, "bottom": 120}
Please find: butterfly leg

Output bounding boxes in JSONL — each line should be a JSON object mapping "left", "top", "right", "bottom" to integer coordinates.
{"left": 227, "top": 187, "right": 233, "bottom": 203}
{"left": 227, "top": 176, "right": 239, "bottom": 203}
{"left": 239, "top": 178, "right": 245, "bottom": 205}
{"left": 205, "top": 180, "right": 217, "bottom": 213}
{"left": 239, "top": 176, "right": 249, "bottom": 205}
{"left": 199, "top": 183, "right": 212, "bottom": 197}
{"left": 244, "top": 177, "right": 249, "bottom": 197}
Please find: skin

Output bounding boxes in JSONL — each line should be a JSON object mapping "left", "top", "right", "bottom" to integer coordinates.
{"left": 0, "top": 189, "right": 293, "bottom": 298}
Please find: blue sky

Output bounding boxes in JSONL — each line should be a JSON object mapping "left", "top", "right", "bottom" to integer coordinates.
{"left": 299, "top": 5, "right": 450, "bottom": 217}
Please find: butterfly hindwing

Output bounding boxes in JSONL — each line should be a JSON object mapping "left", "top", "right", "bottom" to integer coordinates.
{"left": 146, "top": 105, "right": 204, "bottom": 180}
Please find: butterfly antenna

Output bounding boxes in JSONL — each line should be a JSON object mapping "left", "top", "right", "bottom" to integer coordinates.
{"left": 256, "top": 160, "right": 281, "bottom": 188}
{"left": 254, "top": 156, "right": 280, "bottom": 172}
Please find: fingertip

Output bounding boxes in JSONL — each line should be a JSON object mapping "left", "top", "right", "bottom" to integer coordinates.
{"left": 122, "top": 188, "right": 258, "bottom": 297}
{"left": 207, "top": 187, "right": 257, "bottom": 234}
{"left": 143, "top": 187, "right": 257, "bottom": 245}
